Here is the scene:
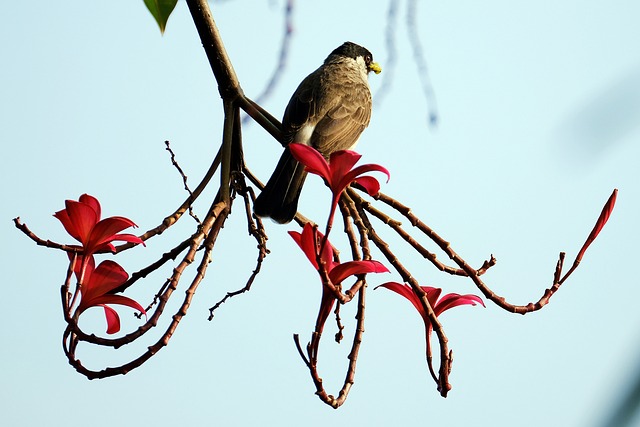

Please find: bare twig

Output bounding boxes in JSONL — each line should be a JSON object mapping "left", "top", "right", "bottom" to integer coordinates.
{"left": 14, "top": 218, "right": 83, "bottom": 253}
{"left": 208, "top": 173, "right": 269, "bottom": 319}
{"left": 165, "top": 140, "right": 201, "bottom": 224}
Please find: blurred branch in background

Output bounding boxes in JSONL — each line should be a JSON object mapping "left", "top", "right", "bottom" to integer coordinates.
{"left": 237, "top": 0, "right": 441, "bottom": 128}
{"left": 242, "top": 0, "right": 294, "bottom": 124}
{"left": 374, "top": 0, "right": 439, "bottom": 127}
{"left": 406, "top": 0, "right": 438, "bottom": 126}
{"left": 373, "top": 0, "right": 398, "bottom": 105}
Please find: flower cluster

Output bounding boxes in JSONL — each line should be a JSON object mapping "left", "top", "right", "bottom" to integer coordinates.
{"left": 287, "top": 144, "right": 392, "bottom": 334}
{"left": 55, "top": 194, "right": 146, "bottom": 334}
{"left": 288, "top": 143, "right": 485, "bottom": 370}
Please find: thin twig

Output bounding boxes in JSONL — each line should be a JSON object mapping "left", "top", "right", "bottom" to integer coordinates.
{"left": 165, "top": 140, "right": 201, "bottom": 224}
{"left": 208, "top": 174, "right": 269, "bottom": 319}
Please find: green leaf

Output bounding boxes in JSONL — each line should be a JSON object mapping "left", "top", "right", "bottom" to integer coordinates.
{"left": 144, "top": 0, "right": 178, "bottom": 34}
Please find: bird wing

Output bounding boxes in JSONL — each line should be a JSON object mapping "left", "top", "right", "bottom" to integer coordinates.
{"left": 281, "top": 72, "right": 318, "bottom": 145}
{"left": 310, "top": 87, "right": 372, "bottom": 155}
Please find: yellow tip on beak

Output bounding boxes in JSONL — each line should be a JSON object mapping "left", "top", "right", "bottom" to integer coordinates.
{"left": 369, "top": 62, "right": 382, "bottom": 74}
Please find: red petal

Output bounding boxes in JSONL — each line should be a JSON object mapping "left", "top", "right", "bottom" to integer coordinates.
{"left": 53, "top": 209, "right": 81, "bottom": 242}
{"left": 377, "top": 282, "right": 426, "bottom": 320}
{"left": 92, "top": 234, "right": 145, "bottom": 254}
{"left": 111, "top": 233, "right": 145, "bottom": 246}
{"left": 328, "top": 150, "right": 362, "bottom": 187}
{"left": 288, "top": 230, "right": 303, "bottom": 245}
{"left": 337, "top": 163, "right": 390, "bottom": 197}
{"left": 78, "top": 194, "right": 101, "bottom": 219}
{"left": 86, "top": 216, "right": 138, "bottom": 253}
{"left": 343, "top": 163, "right": 390, "bottom": 184}
{"left": 349, "top": 163, "right": 390, "bottom": 181}
{"left": 290, "top": 223, "right": 336, "bottom": 273}
{"left": 434, "top": 292, "right": 485, "bottom": 316}
{"left": 101, "top": 304, "right": 121, "bottom": 334}
{"left": 62, "top": 200, "right": 99, "bottom": 244}
{"left": 289, "top": 225, "right": 318, "bottom": 269}
{"left": 91, "top": 295, "right": 147, "bottom": 318}
{"left": 96, "top": 242, "right": 118, "bottom": 253}
{"left": 289, "top": 143, "right": 331, "bottom": 181}
{"left": 112, "top": 233, "right": 144, "bottom": 242}
{"left": 91, "top": 216, "right": 137, "bottom": 239}
{"left": 576, "top": 188, "right": 617, "bottom": 262}
{"left": 80, "top": 260, "right": 129, "bottom": 306}
{"left": 329, "top": 260, "right": 388, "bottom": 285}
{"left": 353, "top": 176, "right": 381, "bottom": 196}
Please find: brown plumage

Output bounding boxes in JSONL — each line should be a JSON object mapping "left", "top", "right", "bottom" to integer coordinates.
{"left": 254, "top": 41, "right": 381, "bottom": 224}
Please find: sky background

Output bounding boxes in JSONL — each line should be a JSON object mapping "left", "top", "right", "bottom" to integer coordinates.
{"left": 2, "top": 1, "right": 639, "bottom": 426}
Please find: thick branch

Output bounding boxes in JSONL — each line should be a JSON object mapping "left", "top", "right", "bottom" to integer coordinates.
{"left": 186, "top": 0, "right": 241, "bottom": 100}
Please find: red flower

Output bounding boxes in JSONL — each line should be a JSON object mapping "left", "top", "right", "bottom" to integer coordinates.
{"left": 377, "top": 282, "right": 484, "bottom": 357}
{"left": 73, "top": 256, "right": 147, "bottom": 334}
{"left": 576, "top": 188, "right": 617, "bottom": 262}
{"left": 289, "top": 143, "right": 390, "bottom": 224}
{"left": 289, "top": 223, "right": 388, "bottom": 332}
{"left": 54, "top": 194, "right": 144, "bottom": 255}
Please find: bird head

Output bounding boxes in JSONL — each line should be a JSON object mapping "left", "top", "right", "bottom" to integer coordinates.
{"left": 327, "top": 41, "right": 382, "bottom": 75}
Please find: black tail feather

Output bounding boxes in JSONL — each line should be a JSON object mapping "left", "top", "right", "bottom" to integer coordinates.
{"left": 254, "top": 149, "right": 307, "bottom": 224}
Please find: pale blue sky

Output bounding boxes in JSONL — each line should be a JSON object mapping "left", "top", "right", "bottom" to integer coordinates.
{"left": 2, "top": 1, "right": 639, "bottom": 426}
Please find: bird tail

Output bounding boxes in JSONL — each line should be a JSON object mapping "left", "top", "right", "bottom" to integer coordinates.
{"left": 253, "top": 149, "right": 307, "bottom": 224}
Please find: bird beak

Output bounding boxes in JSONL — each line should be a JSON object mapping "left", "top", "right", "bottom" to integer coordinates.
{"left": 369, "top": 62, "right": 382, "bottom": 74}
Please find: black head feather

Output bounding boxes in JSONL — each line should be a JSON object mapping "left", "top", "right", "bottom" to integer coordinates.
{"left": 326, "top": 41, "right": 373, "bottom": 64}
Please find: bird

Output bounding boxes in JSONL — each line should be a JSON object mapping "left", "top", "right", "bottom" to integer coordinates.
{"left": 253, "top": 41, "right": 381, "bottom": 224}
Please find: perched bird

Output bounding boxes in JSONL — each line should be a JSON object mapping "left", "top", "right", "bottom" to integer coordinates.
{"left": 253, "top": 41, "right": 381, "bottom": 224}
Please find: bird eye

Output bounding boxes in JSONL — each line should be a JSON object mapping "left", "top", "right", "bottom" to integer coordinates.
{"left": 365, "top": 54, "right": 372, "bottom": 65}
